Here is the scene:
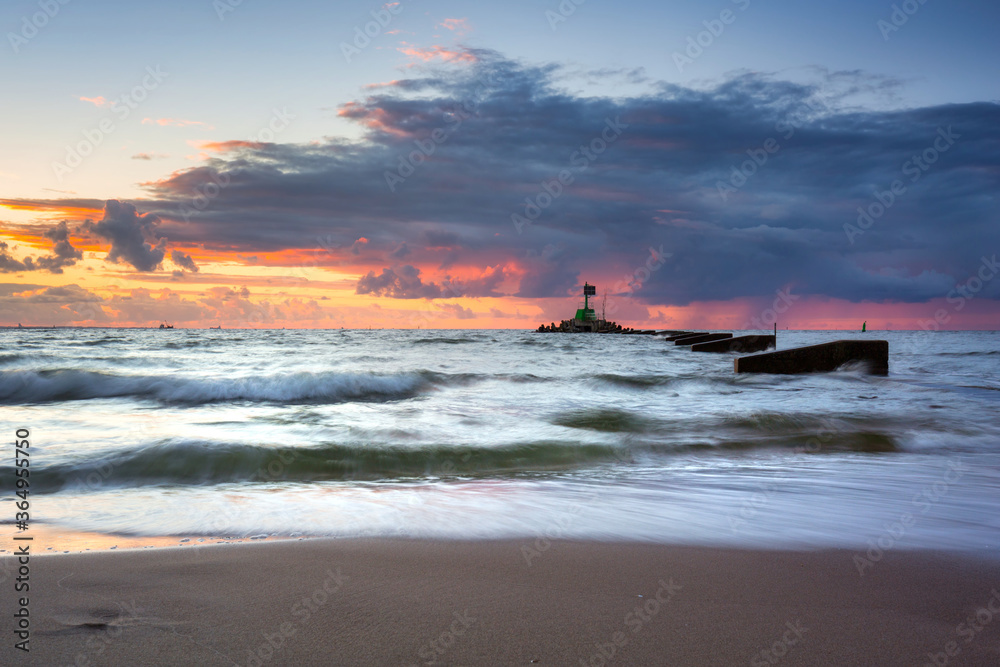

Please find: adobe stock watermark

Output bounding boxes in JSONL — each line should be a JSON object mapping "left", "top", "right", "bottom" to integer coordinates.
{"left": 520, "top": 494, "right": 600, "bottom": 566}
{"left": 579, "top": 579, "right": 682, "bottom": 667}
{"left": 844, "top": 126, "right": 960, "bottom": 244}
{"left": 877, "top": 0, "right": 931, "bottom": 41}
{"left": 602, "top": 246, "right": 673, "bottom": 320}
{"left": 922, "top": 588, "right": 1000, "bottom": 667}
{"left": 195, "top": 447, "right": 303, "bottom": 542}
{"left": 852, "top": 459, "right": 966, "bottom": 576}
{"left": 385, "top": 69, "right": 505, "bottom": 192}
{"left": 50, "top": 417, "right": 160, "bottom": 521}
{"left": 919, "top": 253, "right": 998, "bottom": 331}
{"left": 740, "top": 287, "right": 799, "bottom": 330}
{"left": 717, "top": 103, "right": 817, "bottom": 202}
{"left": 52, "top": 66, "right": 169, "bottom": 183}
{"left": 410, "top": 610, "right": 476, "bottom": 665}
{"left": 340, "top": 2, "right": 406, "bottom": 63}
{"left": 213, "top": 0, "right": 246, "bottom": 22}
{"left": 244, "top": 566, "right": 349, "bottom": 667}
{"left": 728, "top": 476, "right": 783, "bottom": 534}
{"left": 179, "top": 108, "right": 294, "bottom": 221}
{"left": 7, "top": 0, "right": 72, "bottom": 54}
{"left": 511, "top": 116, "right": 628, "bottom": 234}
{"left": 672, "top": 0, "right": 751, "bottom": 73}
{"left": 545, "top": 0, "right": 588, "bottom": 31}
{"left": 728, "top": 416, "right": 839, "bottom": 534}
{"left": 750, "top": 620, "right": 808, "bottom": 667}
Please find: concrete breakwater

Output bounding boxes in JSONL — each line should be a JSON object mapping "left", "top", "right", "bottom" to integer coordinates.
{"left": 691, "top": 335, "right": 775, "bottom": 353}
{"left": 735, "top": 340, "right": 889, "bottom": 375}
{"left": 536, "top": 318, "right": 629, "bottom": 333}
{"left": 531, "top": 286, "right": 887, "bottom": 374}
{"left": 531, "top": 323, "right": 887, "bottom": 375}
{"left": 674, "top": 333, "right": 733, "bottom": 346}
{"left": 535, "top": 319, "right": 692, "bottom": 335}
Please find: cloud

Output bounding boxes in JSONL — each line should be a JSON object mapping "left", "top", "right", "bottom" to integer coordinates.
{"left": 170, "top": 250, "right": 199, "bottom": 272}
{"left": 350, "top": 237, "right": 369, "bottom": 255}
{"left": 397, "top": 45, "right": 478, "bottom": 63}
{"left": 142, "top": 118, "right": 214, "bottom": 129}
{"left": 355, "top": 264, "right": 507, "bottom": 299}
{"left": 1, "top": 281, "right": 346, "bottom": 328}
{"left": 23, "top": 284, "right": 102, "bottom": 303}
{"left": 191, "top": 140, "right": 265, "bottom": 152}
{"left": 132, "top": 152, "right": 169, "bottom": 160}
{"left": 355, "top": 265, "right": 443, "bottom": 299}
{"left": 0, "top": 284, "right": 108, "bottom": 324}
{"left": 79, "top": 96, "right": 108, "bottom": 107}
{"left": 0, "top": 242, "right": 34, "bottom": 272}
{"left": 23, "top": 51, "right": 997, "bottom": 309}
{"left": 438, "top": 302, "right": 475, "bottom": 319}
{"left": 85, "top": 200, "right": 167, "bottom": 272}
{"left": 0, "top": 221, "right": 82, "bottom": 274}
{"left": 439, "top": 18, "right": 470, "bottom": 34}
{"left": 35, "top": 221, "right": 83, "bottom": 273}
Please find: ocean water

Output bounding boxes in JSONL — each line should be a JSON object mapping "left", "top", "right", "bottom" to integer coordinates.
{"left": 1, "top": 328, "right": 998, "bottom": 553}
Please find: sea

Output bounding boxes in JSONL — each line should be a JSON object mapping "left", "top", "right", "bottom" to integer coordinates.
{"left": 1, "top": 328, "right": 998, "bottom": 555}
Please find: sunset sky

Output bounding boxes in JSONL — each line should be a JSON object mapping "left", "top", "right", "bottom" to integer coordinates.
{"left": 1, "top": 0, "right": 998, "bottom": 329}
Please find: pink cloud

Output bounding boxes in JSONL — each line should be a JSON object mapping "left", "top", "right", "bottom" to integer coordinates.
{"left": 363, "top": 79, "right": 404, "bottom": 90}
{"left": 397, "top": 45, "right": 477, "bottom": 64}
{"left": 439, "top": 18, "right": 470, "bottom": 34}
{"left": 337, "top": 103, "right": 410, "bottom": 137}
{"left": 80, "top": 96, "right": 108, "bottom": 107}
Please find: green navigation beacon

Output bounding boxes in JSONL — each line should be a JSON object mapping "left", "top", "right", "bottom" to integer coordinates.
{"left": 575, "top": 283, "right": 598, "bottom": 322}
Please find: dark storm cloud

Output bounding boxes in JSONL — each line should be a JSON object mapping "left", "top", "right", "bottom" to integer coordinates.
{"left": 356, "top": 265, "right": 444, "bottom": 299}
{"left": 0, "top": 221, "right": 82, "bottom": 274}
{"left": 76, "top": 50, "right": 1000, "bottom": 303}
{"left": 170, "top": 250, "right": 199, "bottom": 272}
{"left": 36, "top": 221, "right": 83, "bottom": 273}
{"left": 85, "top": 200, "right": 167, "bottom": 272}
{"left": 356, "top": 263, "right": 506, "bottom": 299}
{"left": 0, "top": 242, "right": 34, "bottom": 272}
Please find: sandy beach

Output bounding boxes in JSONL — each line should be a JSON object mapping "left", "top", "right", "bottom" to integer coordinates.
{"left": 2, "top": 539, "right": 999, "bottom": 666}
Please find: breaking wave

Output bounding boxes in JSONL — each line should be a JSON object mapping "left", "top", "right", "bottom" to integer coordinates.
{"left": 3, "top": 439, "right": 628, "bottom": 491}
{"left": 0, "top": 369, "right": 450, "bottom": 405}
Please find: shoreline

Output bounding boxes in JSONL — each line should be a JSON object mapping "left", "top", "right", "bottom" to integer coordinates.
{"left": 3, "top": 538, "right": 999, "bottom": 665}
{"left": 6, "top": 524, "right": 1000, "bottom": 559}
{"left": 0, "top": 524, "right": 303, "bottom": 556}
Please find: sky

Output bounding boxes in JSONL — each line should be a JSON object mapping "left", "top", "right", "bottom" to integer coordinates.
{"left": 0, "top": 0, "right": 998, "bottom": 329}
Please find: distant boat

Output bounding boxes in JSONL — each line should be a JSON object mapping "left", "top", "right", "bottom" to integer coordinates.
{"left": 209, "top": 325, "right": 221, "bottom": 329}
{"left": 158, "top": 322, "right": 174, "bottom": 329}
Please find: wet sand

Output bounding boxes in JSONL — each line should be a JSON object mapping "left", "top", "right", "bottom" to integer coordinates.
{"left": 2, "top": 539, "right": 999, "bottom": 666}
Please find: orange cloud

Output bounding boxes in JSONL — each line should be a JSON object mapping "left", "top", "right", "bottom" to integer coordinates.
{"left": 189, "top": 140, "right": 265, "bottom": 152}
{"left": 79, "top": 96, "right": 108, "bottom": 107}
{"left": 0, "top": 199, "right": 105, "bottom": 221}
